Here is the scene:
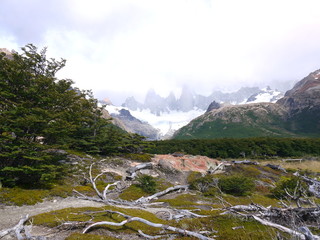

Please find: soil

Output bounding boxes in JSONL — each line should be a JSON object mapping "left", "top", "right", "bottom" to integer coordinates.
{"left": 0, "top": 197, "right": 105, "bottom": 239}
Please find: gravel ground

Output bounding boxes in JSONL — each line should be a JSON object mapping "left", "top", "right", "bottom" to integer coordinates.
{"left": 0, "top": 197, "right": 105, "bottom": 230}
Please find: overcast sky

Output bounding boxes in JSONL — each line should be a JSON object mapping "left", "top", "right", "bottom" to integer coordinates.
{"left": 1, "top": 0, "right": 320, "bottom": 104}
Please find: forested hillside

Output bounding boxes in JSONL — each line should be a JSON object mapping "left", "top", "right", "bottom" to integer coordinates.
{"left": 148, "top": 138, "right": 320, "bottom": 159}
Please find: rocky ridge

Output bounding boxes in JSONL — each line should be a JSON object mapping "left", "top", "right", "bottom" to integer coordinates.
{"left": 174, "top": 69, "right": 320, "bottom": 139}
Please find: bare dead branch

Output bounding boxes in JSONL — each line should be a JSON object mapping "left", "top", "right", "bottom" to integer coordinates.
{"left": 83, "top": 210, "right": 216, "bottom": 240}
{"left": 135, "top": 185, "right": 188, "bottom": 204}
{"left": 126, "top": 162, "right": 153, "bottom": 180}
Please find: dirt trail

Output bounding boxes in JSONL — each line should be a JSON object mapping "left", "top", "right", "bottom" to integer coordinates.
{"left": 0, "top": 197, "right": 105, "bottom": 230}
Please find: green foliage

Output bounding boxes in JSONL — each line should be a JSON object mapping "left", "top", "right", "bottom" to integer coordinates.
{"left": 271, "top": 176, "right": 309, "bottom": 199}
{"left": 218, "top": 175, "right": 255, "bottom": 196}
{"left": 136, "top": 174, "right": 157, "bottom": 194}
{"left": 0, "top": 44, "right": 149, "bottom": 188}
{"left": 148, "top": 137, "right": 320, "bottom": 159}
{"left": 32, "top": 206, "right": 166, "bottom": 235}
{"left": 0, "top": 188, "right": 49, "bottom": 206}
{"left": 123, "top": 153, "right": 152, "bottom": 162}
{"left": 118, "top": 184, "right": 147, "bottom": 201}
{"left": 189, "top": 174, "right": 218, "bottom": 196}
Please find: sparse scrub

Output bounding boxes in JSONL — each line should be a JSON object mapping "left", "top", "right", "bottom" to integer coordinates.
{"left": 271, "top": 176, "right": 309, "bottom": 199}
{"left": 136, "top": 174, "right": 157, "bottom": 193}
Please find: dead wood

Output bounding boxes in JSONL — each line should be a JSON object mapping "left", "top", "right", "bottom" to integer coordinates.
{"left": 0, "top": 215, "right": 45, "bottom": 240}
{"left": 135, "top": 185, "right": 188, "bottom": 204}
{"left": 265, "top": 164, "right": 287, "bottom": 173}
{"left": 126, "top": 162, "right": 153, "bottom": 180}
{"left": 232, "top": 160, "right": 259, "bottom": 165}
{"left": 225, "top": 203, "right": 320, "bottom": 239}
{"left": 83, "top": 210, "right": 216, "bottom": 240}
{"left": 300, "top": 175, "right": 320, "bottom": 198}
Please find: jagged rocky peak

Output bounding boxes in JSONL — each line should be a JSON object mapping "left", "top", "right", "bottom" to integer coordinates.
{"left": 277, "top": 69, "right": 320, "bottom": 110}
{"left": 117, "top": 109, "right": 137, "bottom": 122}
{"left": 246, "top": 86, "right": 283, "bottom": 104}
{"left": 144, "top": 89, "right": 167, "bottom": 115}
{"left": 165, "top": 91, "right": 178, "bottom": 110}
{"left": 0, "top": 48, "right": 13, "bottom": 59}
{"left": 283, "top": 69, "right": 320, "bottom": 97}
{"left": 206, "top": 101, "right": 221, "bottom": 113}
{"left": 122, "top": 96, "right": 141, "bottom": 111}
{"left": 177, "top": 86, "right": 194, "bottom": 111}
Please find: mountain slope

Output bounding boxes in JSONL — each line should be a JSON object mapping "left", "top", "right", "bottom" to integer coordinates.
{"left": 174, "top": 103, "right": 294, "bottom": 139}
{"left": 278, "top": 69, "right": 320, "bottom": 135}
{"left": 174, "top": 69, "right": 320, "bottom": 139}
{"left": 104, "top": 105, "right": 160, "bottom": 140}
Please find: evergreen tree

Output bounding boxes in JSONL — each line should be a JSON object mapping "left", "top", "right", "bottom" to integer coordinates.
{"left": 0, "top": 45, "right": 108, "bottom": 187}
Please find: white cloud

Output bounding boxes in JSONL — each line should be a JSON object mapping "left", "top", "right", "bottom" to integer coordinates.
{"left": 1, "top": 0, "right": 320, "bottom": 103}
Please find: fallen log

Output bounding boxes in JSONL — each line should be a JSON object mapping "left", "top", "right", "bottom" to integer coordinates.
{"left": 83, "top": 210, "right": 216, "bottom": 240}
{"left": 126, "top": 162, "right": 153, "bottom": 180}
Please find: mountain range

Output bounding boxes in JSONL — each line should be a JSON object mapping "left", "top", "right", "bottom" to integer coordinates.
{"left": 122, "top": 86, "right": 283, "bottom": 114}
{"left": 102, "top": 85, "right": 285, "bottom": 139}
{"left": 174, "top": 69, "right": 320, "bottom": 139}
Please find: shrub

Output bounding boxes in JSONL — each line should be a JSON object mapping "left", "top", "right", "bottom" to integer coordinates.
{"left": 271, "top": 176, "right": 309, "bottom": 199}
{"left": 136, "top": 174, "right": 157, "bottom": 193}
{"left": 189, "top": 174, "right": 218, "bottom": 194}
{"left": 218, "top": 175, "right": 255, "bottom": 196}
{"left": 124, "top": 153, "right": 152, "bottom": 162}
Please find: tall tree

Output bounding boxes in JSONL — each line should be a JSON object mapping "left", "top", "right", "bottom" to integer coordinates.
{"left": 0, "top": 45, "right": 108, "bottom": 187}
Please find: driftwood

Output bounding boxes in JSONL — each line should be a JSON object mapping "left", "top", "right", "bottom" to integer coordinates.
{"left": 72, "top": 161, "right": 213, "bottom": 239}
{"left": 208, "top": 162, "right": 226, "bottom": 174}
{"left": 88, "top": 163, "right": 122, "bottom": 200}
{"left": 265, "top": 164, "right": 287, "bottom": 173}
{"left": 83, "top": 210, "right": 216, "bottom": 240}
{"left": 0, "top": 215, "right": 29, "bottom": 240}
{"left": 300, "top": 175, "right": 320, "bottom": 198}
{"left": 0, "top": 215, "right": 45, "bottom": 240}
{"left": 135, "top": 185, "right": 188, "bottom": 204}
{"left": 126, "top": 162, "right": 153, "bottom": 180}
{"left": 232, "top": 160, "right": 258, "bottom": 165}
{"left": 225, "top": 203, "right": 320, "bottom": 239}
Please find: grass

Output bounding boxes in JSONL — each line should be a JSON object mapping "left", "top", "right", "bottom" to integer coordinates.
{"left": 32, "top": 206, "right": 166, "bottom": 235}
{"left": 263, "top": 160, "right": 320, "bottom": 173}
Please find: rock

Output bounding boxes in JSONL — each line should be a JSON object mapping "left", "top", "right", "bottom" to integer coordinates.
{"left": 153, "top": 154, "right": 220, "bottom": 173}
{"left": 206, "top": 101, "right": 221, "bottom": 113}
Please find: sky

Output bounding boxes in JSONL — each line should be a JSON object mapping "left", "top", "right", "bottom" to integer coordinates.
{"left": 1, "top": 0, "right": 320, "bottom": 105}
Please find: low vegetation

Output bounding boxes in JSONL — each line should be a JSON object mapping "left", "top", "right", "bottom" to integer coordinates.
{"left": 148, "top": 137, "right": 320, "bottom": 159}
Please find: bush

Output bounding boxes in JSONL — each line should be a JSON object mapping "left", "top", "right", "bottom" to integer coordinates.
{"left": 218, "top": 175, "right": 255, "bottom": 196}
{"left": 136, "top": 175, "right": 157, "bottom": 194}
{"left": 189, "top": 174, "right": 218, "bottom": 194}
{"left": 271, "top": 176, "right": 309, "bottom": 199}
{"left": 124, "top": 153, "right": 152, "bottom": 162}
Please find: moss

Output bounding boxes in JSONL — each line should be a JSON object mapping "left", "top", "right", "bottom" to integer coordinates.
{"left": 222, "top": 194, "right": 280, "bottom": 207}
{"left": 65, "top": 233, "right": 118, "bottom": 240}
{"left": 0, "top": 188, "right": 49, "bottom": 206}
{"left": 157, "top": 193, "right": 203, "bottom": 207}
{"left": 32, "top": 206, "right": 166, "bottom": 235}
{"left": 212, "top": 214, "right": 278, "bottom": 240}
{"left": 187, "top": 171, "right": 203, "bottom": 184}
{"left": 118, "top": 184, "right": 147, "bottom": 201}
